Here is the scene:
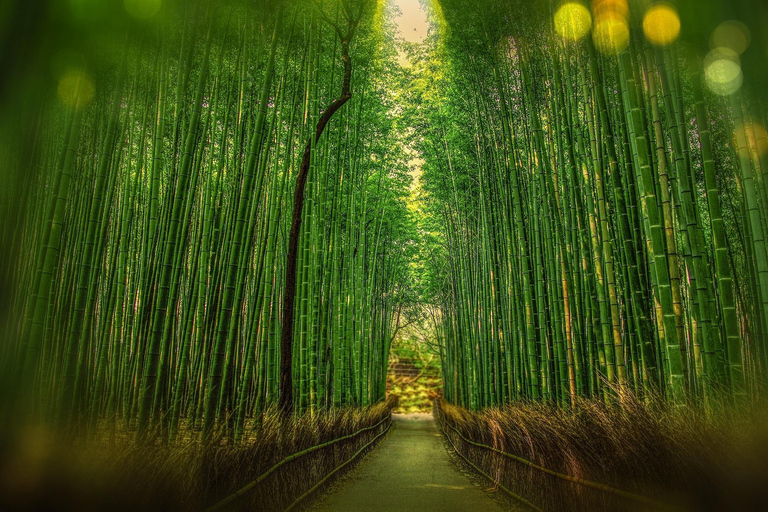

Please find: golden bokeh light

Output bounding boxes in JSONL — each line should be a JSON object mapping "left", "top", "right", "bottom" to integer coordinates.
{"left": 710, "top": 20, "right": 751, "bottom": 55}
{"left": 704, "top": 47, "right": 742, "bottom": 96}
{"left": 124, "top": 0, "right": 162, "bottom": 20}
{"left": 742, "top": 122, "right": 768, "bottom": 159}
{"left": 643, "top": 4, "right": 681, "bottom": 46}
{"left": 554, "top": 2, "right": 592, "bottom": 41}
{"left": 592, "top": 0, "right": 629, "bottom": 20}
{"left": 593, "top": 17, "right": 630, "bottom": 54}
{"left": 591, "top": 0, "right": 629, "bottom": 55}
{"left": 57, "top": 70, "right": 95, "bottom": 109}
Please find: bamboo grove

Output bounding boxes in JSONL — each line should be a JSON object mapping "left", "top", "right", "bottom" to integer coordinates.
{"left": 4, "top": 0, "right": 416, "bottom": 441}
{"left": 414, "top": 0, "right": 768, "bottom": 409}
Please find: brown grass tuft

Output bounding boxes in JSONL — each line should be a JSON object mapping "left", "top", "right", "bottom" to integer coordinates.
{"left": 436, "top": 394, "right": 768, "bottom": 511}
{"left": 0, "top": 397, "right": 395, "bottom": 512}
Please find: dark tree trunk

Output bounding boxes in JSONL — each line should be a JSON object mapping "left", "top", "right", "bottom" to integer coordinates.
{"left": 279, "top": 24, "right": 356, "bottom": 414}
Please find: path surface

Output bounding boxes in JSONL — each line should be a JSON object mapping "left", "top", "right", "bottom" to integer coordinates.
{"left": 310, "top": 413, "right": 506, "bottom": 512}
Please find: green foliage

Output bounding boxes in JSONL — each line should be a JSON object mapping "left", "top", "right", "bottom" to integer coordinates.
{"left": 5, "top": 0, "right": 416, "bottom": 441}
{"left": 414, "top": 0, "right": 768, "bottom": 409}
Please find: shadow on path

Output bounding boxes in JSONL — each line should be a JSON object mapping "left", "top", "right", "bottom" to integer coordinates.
{"left": 309, "top": 413, "right": 505, "bottom": 512}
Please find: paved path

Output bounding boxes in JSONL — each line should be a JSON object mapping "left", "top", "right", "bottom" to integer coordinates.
{"left": 310, "top": 413, "right": 506, "bottom": 512}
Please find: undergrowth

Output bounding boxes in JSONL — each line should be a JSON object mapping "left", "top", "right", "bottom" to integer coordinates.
{"left": 0, "top": 398, "right": 394, "bottom": 512}
{"left": 387, "top": 338, "right": 441, "bottom": 413}
{"left": 437, "top": 393, "right": 768, "bottom": 511}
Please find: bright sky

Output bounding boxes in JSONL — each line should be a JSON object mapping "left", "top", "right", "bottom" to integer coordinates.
{"left": 392, "top": 0, "right": 428, "bottom": 44}
{"left": 391, "top": 0, "right": 427, "bottom": 194}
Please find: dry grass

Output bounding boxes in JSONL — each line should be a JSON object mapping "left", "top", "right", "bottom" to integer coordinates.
{"left": 0, "top": 398, "right": 394, "bottom": 512}
{"left": 437, "top": 393, "right": 768, "bottom": 511}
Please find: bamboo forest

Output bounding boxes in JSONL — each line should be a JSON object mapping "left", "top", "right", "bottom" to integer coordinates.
{"left": 2, "top": 0, "right": 768, "bottom": 510}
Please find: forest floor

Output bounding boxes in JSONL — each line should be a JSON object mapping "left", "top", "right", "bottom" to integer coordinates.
{"left": 308, "top": 413, "right": 509, "bottom": 512}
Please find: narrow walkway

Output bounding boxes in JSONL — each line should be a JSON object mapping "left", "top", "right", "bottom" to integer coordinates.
{"left": 310, "top": 413, "right": 505, "bottom": 512}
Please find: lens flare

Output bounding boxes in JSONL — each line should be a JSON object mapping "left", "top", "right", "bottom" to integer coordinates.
{"left": 593, "top": 16, "right": 630, "bottom": 54}
{"left": 57, "top": 70, "right": 95, "bottom": 109}
{"left": 591, "top": 0, "right": 629, "bottom": 55}
{"left": 643, "top": 4, "right": 680, "bottom": 46}
{"left": 704, "top": 47, "right": 742, "bottom": 96}
{"left": 554, "top": 2, "right": 592, "bottom": 41}
{"left": 592, "top": 0, "right": 629, "bottom": 20}
{"left": 124, "top": 0, "right": 162, "bottom": 20}
{"left": 710, "top": 20, "right": 751, "bottom": 55}
{"left": 742, "top": 122, "right": 768, "bottom": 159}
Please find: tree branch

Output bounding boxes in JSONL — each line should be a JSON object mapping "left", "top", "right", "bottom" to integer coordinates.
{"left": 278, "top": 3, "right": 365, "bottom": 414}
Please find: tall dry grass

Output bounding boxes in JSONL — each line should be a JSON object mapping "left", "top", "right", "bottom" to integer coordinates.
{"left": 0, "top": 398, "right": 394, "bottom": 512}
{"left": 437, "top": 393, "right": 768, "bottom": 511}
